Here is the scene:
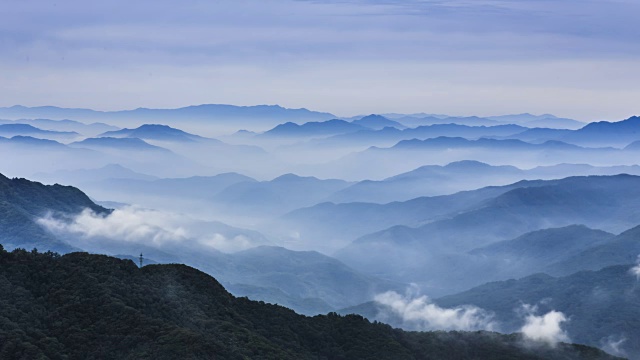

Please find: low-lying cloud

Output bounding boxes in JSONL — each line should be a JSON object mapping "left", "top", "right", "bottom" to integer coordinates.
{"left": 38, "top": 206, "right": 266, "bottom": 253}
{"left": 630, "top": 255, "right": 640, "bottom": 280}
{"left": 374, "top": 289, "right": 497, "bottom": 331}
{"left": 519, "top": 304, "right": 569, "bottom": 346}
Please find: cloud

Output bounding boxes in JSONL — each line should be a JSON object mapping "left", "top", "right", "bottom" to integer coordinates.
{"left": 599, "top": 335, "right": 627, "bottom": 358}
{"left": 629, "top": 255, "right": 640, "bottom": 280}
{"left": 519, "top": 304, "right": 569, "bottom": 346}
{"left": 37, "top": 206, "right": 264, "bottom": 253}
{"left": 374, "top": 287, "right": 497, "bottom": 331}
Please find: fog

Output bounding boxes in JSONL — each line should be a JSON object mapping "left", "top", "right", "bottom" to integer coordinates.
{"left": 4, "top": 107, "right": 640, "bottom": 356}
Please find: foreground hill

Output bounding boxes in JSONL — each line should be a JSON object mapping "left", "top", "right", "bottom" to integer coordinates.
{"left": 0, "top": 248, "right": 619, "bottom": 360}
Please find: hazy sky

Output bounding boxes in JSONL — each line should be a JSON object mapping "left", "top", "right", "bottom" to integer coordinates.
{"left": 2, "top": 0, "right": 639, "bottom": 120}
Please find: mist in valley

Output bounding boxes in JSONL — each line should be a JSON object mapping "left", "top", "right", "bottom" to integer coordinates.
{"left": 2, "top": 105, "right": 640, "bottom": 357}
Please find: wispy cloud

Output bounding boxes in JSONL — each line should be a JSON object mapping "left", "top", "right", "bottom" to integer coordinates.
{"left": 600, "top": 335, "right": 628, "bottom": 358}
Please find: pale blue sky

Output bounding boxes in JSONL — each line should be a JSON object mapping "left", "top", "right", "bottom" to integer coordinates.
{"left": 1, "top": 0, "right": 639, "bottom": 120}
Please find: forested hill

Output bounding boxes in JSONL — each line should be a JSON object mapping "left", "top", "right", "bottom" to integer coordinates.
{"left": 0, "top": 247, "right": 621, "bottom": 360}
{"left": 0, "top": 173, "right": 109, "bottom": 252}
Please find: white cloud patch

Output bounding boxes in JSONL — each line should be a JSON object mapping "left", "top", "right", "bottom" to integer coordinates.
{"left": 629, "top": 255, "right": 640, "bottom": 280}
{"left": 374, "top": 287, "right": 497, "bottom": 331}
{"left": 519, "top": 304, "right": 569, "bottom": 346}
{"left": 37, "top": 206, "right": 264, "bottom": 253}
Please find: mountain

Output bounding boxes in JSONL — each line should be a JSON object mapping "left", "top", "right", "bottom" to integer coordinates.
{"left": 311, "top": 124, "right": 527, "bottom": 149}
{"left": 23, "top": 118, "right": 118, "bottom": 135}
{"left": 0, "top": 123, "right": 78, "bottom": 140}
{"left": 392, "top": 137, "right": 584, "bottom": 151}
{"left": 271, "top": 180, "right": 539, "bottom": 252}
{"left": 561, "top": 115, "right": 640, "bottom": 147}
{"left": 495, "top": 127, "right": 572, "bottom": 143}
{"left": 524, "top": 118, "right": 586, "bottom": 129}
{"left": 0, "top": 173, "right": 109, "bottom": 252}
{"left": 261, "top": 119, "right": 366, "bottom": 138}
{"left": 467, "top": 225, "right": 615, "bottom": 279}
{"left": 0, "top": 104, "right": 336, "bottom": 129}
{"left": 0, "top": 118, "right": 119, "bottom": 136}
{"left": 211, "top": 173, "right": 353, "bottom": 217}
{"left": 335, "top": 175, "right": 640, "bottom": 294}
{"left": 82, "top": 172, "right": 257, "bottom": 206}
{"left": 435, "top": 265, "right": 640, "bottom": 359}
{"left": 0, "top": 248, "right": 619, "bottom": 359}
{"left": 99, "top": 124, "right": 215, "bottom": 143}
{"left": 0, "top": 135, "right": 68, "bottom": 149}
{"left": 488, "top": 116, "right": 640, "bottom": 148}
{"left": 326, "top": 161, "right": 640, "bottom": 204}
{"left": 216, "top": 246, "right": 405, "bottom": 313}
{"left": 69, "top": 137, "right": 172, "bottom": 152}
{"left": 326, "top": 136, "right": 621, "bottom": 180}
{"left": 351, "top": 114, "right": 406, "bottom": 130}
{"left": 624, "top": 140, "right": 640, "bottom": 151}
{"left": 395, "top": 115, "right": 501, "bottom": 128}
{"left": 470, "top": 225, "right": 614, "bottom": 266}
{"left": 547, "top": 224, "right": 640, "bottom": 275}
{"left": 329, "top": 161, "right": 525, "bottom": 203}
{"left": 0, "top": 136, "right": 109, "bottom": 178}
{"left": 487, "top": 113, "right": 585, "bottom": 129}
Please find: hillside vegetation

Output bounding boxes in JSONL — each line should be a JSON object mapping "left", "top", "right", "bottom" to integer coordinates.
{"left": 0, "top": 247, "right": 620, "bottom": 360}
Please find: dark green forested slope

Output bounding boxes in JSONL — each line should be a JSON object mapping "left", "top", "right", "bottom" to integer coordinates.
{"left": 0, "top": 246, "right": 620, "bottom": 360}
{"left": 0, "top": 173, "right": 109, "bottom": 252}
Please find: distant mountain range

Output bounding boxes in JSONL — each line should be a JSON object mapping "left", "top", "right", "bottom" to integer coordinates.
{"left": 99, "top": 124, "right": 217, "bottom": 143}
{"left": 210, "top": 174, "right": 353, "bottom": 217}
{"left": 395, "top": 115, "right": 502, "bottom": 128}
{"left": 70, "top": 137, "right": 172, "bottom": 152}
{"left": 261, "top": 119, "right": 367, "bottom": 138}
{"left": 306, "top": 123, "right": 528, "bottom": 149}
{"left": 0, "top": 104, "right": 336, "bottom": 129}
{"left": 351, "top": 114, "right": 407, "bottom": 130}
{"left": 0, "top": 123, "right": 78, "bottom": 140}
{"left": 335, "top": 175, "right": 640, "bottom": 294}
{"left": 324, "top": 135, "right": 630, "bottom": 179}
{"left": 487, "top": 113, "right": 586, "bottom": 129}
{"left": 0, "top": 118, "right": 119, "bottom": 136}
{"left": 496, "top": 116, "right": 640, "bottom": 147}
{"left": 328, "top": 161, "right": 640, "bottom": 203}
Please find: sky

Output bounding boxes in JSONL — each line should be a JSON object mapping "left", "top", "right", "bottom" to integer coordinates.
{"left": 1, "top": 0, "right": 639, "bottom": 120}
